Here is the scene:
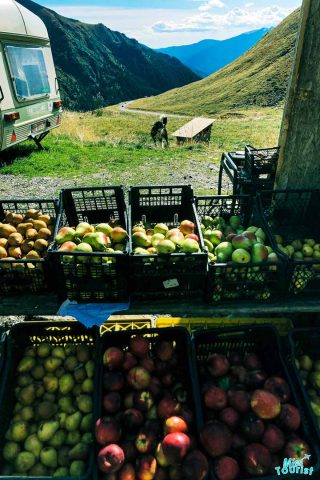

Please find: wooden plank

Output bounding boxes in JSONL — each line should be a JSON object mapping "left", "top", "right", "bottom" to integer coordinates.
{"left": 172, "top": 118, "right": 215, "bottom": 139}
{"left": 276, "top": 0, "right": 320, "bottom": 189}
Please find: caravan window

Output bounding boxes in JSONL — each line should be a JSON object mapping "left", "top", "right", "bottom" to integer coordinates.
{"left": 5, "top": 45, "right": 50, "bottom": 100}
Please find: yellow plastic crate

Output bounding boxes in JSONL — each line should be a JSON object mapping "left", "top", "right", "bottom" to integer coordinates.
{"left": 156, "top": 317, "right": 293, "bottom": 336}
{"left": 100, "top": 315, "right": 153, "bottom": 335}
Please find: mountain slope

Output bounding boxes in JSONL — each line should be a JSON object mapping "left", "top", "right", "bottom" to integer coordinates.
{"left": 132, "top": 10, "right": 300, "bottom": 116}
{"left": 17, "top": 0, "right": 199, "bottom": 111}
{"left": 157, "top": 28, "right": 271, "bottom": 77}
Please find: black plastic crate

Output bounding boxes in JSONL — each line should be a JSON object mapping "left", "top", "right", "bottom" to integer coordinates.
{"left": 0, "top": 326, "right": 6, "bottom": 382}
{"left": 195, "top": 195, "right": 287, "bottom": 303}
{"left": 129, "top": 185, "right": 207, "bottom": 300}
{"left": 244, "top": 145, "right": 279, "bottom": 178}
{"left": 258, "top": 189, "right": 320, "bottom": 297}
{"left": 49, "top": 186, "right": 129, "bottom": 302}
{"left": 0, "top": 321, "right": 100, "bottom": 479}
{"left": 218, "top": 153, "right": 274, "bottom": 196}
{"left": 193, "top": 325, "right": 320, "bottom": 480}
{"left": 287, "top": 328, "right": 320, "bottom": 445}
{"left": 96, "top": 327, "right": 205, "bottom": 479}
{"left": 0, "top": 199, "right": 59, "bottom": 296}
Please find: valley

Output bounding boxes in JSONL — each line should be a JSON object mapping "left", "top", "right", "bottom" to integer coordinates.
{"left": 0, "top": 106, "right": 282, "bottom": 197}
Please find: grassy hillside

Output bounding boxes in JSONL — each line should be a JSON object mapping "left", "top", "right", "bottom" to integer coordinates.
{"left": 0, "top": 107, "right": 282, "bottom": 196}
{"left": 131, "top": 9, "right": 300, "bottom": 116}
{"left": 17, "top": 0, "right": 198, "bottom": 111}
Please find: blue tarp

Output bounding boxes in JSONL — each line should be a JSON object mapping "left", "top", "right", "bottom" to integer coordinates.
{"left": 57, "top": 299, "right": 130, "bottom": 327}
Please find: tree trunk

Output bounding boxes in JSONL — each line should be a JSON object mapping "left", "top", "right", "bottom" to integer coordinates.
{"left": 276, "top": 0, "right": 320, "bottom": 189}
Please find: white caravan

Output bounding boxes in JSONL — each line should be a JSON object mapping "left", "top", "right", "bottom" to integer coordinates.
{"left": 0, "top": 0, "right": 62, "bottom": 152}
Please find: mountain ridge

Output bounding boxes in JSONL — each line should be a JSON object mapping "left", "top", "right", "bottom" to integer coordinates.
{"left": 17, "top": 0, "right": 199, "bottom": 111}
{"left": 131, "top": 10, "right": 300, "bottom": 116}
{"left": 157, "top": 28, "right": 272, "bottom": 77}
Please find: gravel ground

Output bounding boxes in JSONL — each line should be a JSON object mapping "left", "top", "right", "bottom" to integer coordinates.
{"left": 0, "top": 162, "right": 221, "bottom": 199}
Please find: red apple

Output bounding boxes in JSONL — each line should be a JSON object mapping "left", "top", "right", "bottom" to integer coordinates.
{"left": 103, "top": 347, "right": 124, "bottom": 370}
{"left": 122, "top": 408, "right": 144, "bottom": 430}
{"left": 149, "top": 377, "right": 162, "bottom": 399}
{"left": 240, "top": 413, "right": 265, "bottom": 441}
{"left": 123, "top": 352, "right": 138, "bottom": 371}
{"left": 243, "top": 353, "right": 261, "bottom": 370}
{"left": 263, "top": 376, "right": 291, "bottom": 403}
{"left": 218, "top": 407, "right": 240, "bottom": 431}
{"left": 204, "top": 386, "right": 227, "bottom": 410}
{"left": 179, "top": 220, "right": 195, "bottom": 235}
{"left": 140, "top": 356, "right": 155, "bottom": 373}
{"left": 278, "top": 403, "right": 301, "bottom": 431}
{"left": 137, "top": 455, "right": 157, "bottom": 480}
{"left": 104, "top": 371, "right": 125, "bottom": 392}
{"left": 228, "top": 390, "right": 250, "bottom": 413}
{"left": 200, "top": 421, "right": 232, "bottom": 457}
{"left": 95, "top": 418, "right": 121, "bottom": 445}
{"left": 185, "top": 233, "right": 199, "bottom": 242}
{"left": 157, "top": 397, "right": 181, "bottom": 419}
{"left": 284, "top": 436, "right": 312, "bottom": 466}
{"left": 251, "top": 390, "right": 281, "bottom": 419}
{"left": 155, "top": 340, "right": 175, "bottom": 361}
{"left": 164, "top": 416, "right": 188, "bottom": 434}
{"left": 262, "top": 424, "right": 285, "bottom": 453}
{"left": 120, "top": 441, "right": 137, "bottom": 461}
{"left": 243, "top": 443, "right": 271, "bottom": 475}
{"left": 98, "top": 444, "right": 124, "bottom": 474}
{"left": 215, "top": 456, "right": 239, "bottom": 480}
{"left": 207, "top": 354, "right": 229, "bottom": 377}
{"left": 135, "top": 427, "right": 157, "bottom": 454}
{"left": 104, "top": 392, "right": 121, "bottom": 414}
{"left": 130, "top": 335, "right": 150, "bottom": 358}
{"left": 162, "top": 432, "right": 191, "bottom": 465}
{"left": 119, "top": 463, "right": 136, "bottom": 480}
{"left": 182, "top": 450, "right": 209, "bottom": 480}
{"left": 124, "top": 391, "right": 135, "bottom": 409}
{"left": 134, "top": 390, "right": 154, "bottom": 412}
{"left": 162, "top": 372, "right": 175, "bottom": 387}
{"left": 127, "top": 366, "right": 151, "bottom": 390}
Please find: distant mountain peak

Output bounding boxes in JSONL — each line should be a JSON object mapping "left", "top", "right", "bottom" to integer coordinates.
{"left": 16, "top": 0, "right": 199, "bottom": 111}
{"left": 157, "top": 28, "right": 272, "bottom": 77}
{"left": 132, "top": 9, "right": 300, "bottom": 116}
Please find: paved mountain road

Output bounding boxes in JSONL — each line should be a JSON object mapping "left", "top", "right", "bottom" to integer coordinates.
{"left": 118, "top": 101, "right": 187, "bottom": 118}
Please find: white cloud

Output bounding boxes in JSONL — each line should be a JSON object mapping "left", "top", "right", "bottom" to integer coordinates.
{"left": 195, "top": 0, "right": 225, "bottom": 12}
{"left": 152, "top": 4, "right": 294, "bottom": 33}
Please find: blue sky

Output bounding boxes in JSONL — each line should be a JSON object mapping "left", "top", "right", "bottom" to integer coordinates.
{"left": 39, "top": 0, "right": 302, "bottom": 47}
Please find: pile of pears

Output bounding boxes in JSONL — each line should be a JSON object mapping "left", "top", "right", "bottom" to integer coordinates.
{"left": 132, "top": 220, "right": 201, "bottom": 255}
{"left": 0, "top": 209, "right": 54, "bottom": 267}
{"left": 295, "top": 354, "right": 320, "bottom": 427}
{"left": 56, "top": 221, "right": 128, "bottom": 261}
{"left": 272, "top": 235, "right": 319, "bottom": 294}
{"left": 1, "top": 342, "right": 95, "bottom": 476}
{"left": 200, "top": 214, "right": 278, "bottom": 265}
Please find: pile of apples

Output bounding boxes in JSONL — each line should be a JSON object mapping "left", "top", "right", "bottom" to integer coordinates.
{"left": 199, "top": 214, "right": 278, "bottom": 266}
{"left": 0, "top": 209, "right": 53, "bottom": 266}
{"left": 55, "top": 222, "right": 128, "bottom": 259}
{"left": 95, "top": 335, "right": 209, "bottom": 479}
{"left": 197, "top": 350, "right": 312, "bottom": 480}
{"left": 272, "top": 235, "right": 319, "bottom": 294}
{"left": 132, "top": 220, "right": 201, "bottom": 255}
{"left": 295, "top": 353, "right": 320, "bottom": 427}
